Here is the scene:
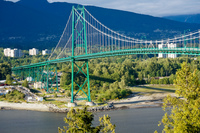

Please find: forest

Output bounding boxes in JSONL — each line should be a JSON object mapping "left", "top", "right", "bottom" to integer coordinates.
{"left": 1, "top": 47, "right": 200, "bottom": 102}
{"left": 59, "top": 55, "right": 200, "bottom": 102}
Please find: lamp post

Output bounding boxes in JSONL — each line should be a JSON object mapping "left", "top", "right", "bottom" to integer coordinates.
{"left": 184, "top": 29, "right": 190, "bottom": 50}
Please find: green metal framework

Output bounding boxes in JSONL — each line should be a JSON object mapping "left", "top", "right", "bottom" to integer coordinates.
{"left": 40, "top": 64, "right": 58, "bottom": 92}
{"left": 12, "top": 64, "right": 58, "bottom": 93}
{"left": 71, "top": 6, "right": 91, "bottom": 103}
{"left": 11, "top": 6, "right": 200, "bottom": 103}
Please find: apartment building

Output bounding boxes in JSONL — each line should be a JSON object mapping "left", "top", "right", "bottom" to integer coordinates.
{"left": 42, "top": 49, "right": 51, "bottom": 55}
{"left": 29, "top": 48, "right": 39, "bottom": 55}
{"left": 4, "top": 48, "right": 23, "bottom": 57}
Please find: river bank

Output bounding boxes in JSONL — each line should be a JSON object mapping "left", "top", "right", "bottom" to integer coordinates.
{"left": 0, "top": 92, "right": 176, "bottom": 113}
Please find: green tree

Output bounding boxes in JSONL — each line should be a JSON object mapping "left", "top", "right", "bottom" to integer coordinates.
{"left": 22, "top": 79, "right": 29, "bottom": 88}
{"left": 58, "top": 107, "right": 115, "bottom": 133}
{"left": 160, "top": 67, "right": 164, "bottom": 77}
{"left": 0, "top": 62, "right": 11, "bottom": 80}
{"left": 5, "top": 74, "right": 12, "bottom": 85}
{"left": 159, "top": 62, "right": 200, "bottom": 132}
{"left": 150, "top": 78, "right": 158, "bottom": 84}
{"left": 138, "top": 72, "right": 143, "bottom": 81}
{"left": 60, "top": 72, "right": 71, "bottom": 88}
{"left": 5, "top": 90, "right": 25, "bottom": 101}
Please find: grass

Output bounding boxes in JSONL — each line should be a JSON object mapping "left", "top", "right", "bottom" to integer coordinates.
{"left": 43, "top": 98, "right": 93, "bottom": 108}
{"left": 130, "top": 84, "right": 176, "bottom": 93}
{"left": 43, "top": 98, "right": 68, "bottom": 108}
{"left": 28, "top": 85, "right": 177, "bottom": 108}
{"left": 0, "top": 97, "right": 5, "bottom": 101}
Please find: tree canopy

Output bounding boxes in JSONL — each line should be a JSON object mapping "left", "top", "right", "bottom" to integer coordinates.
{"left": 58, "top": 107, "right": 115, "bottom": 133}
{"left": 0, "top": 62, "right": 11, "bottom": 80}
{"left": 22, "top": 79, "right": 29, "bottom": 88}
{"left": 159, "top": 62, "right": 200, "bottom": 132}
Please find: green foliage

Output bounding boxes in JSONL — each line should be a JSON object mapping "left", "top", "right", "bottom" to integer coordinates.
{"left": 22, "top": 79, "right": 29, "bottom": 88}
{"left": 60, "top": 72, "right": 71, "bottom": 88}
{"left": 150, "top": 75, "right": 176, "bottom": 85}
{"left": 0, "top": 48, "right": 49, "bottom": 67}
{"left": 5, "top": 90, "right": 25, "bottom": 102}
{"left": 5, "top": 74, "right": 12, "bottom": 85}
{"left": 0, "top": 62, "right": 11, "bottom": 80}
{"left": 58, "top": 107, "right": 115, "bottom": 133}
{"left": 102, "top": 81, "right": 132, "bottom": 101}
{"left": 159, "top": 62, "right": 200, "bottom": 132}
{"left": 59, "top": 56, "right": 200, "bottom": 102}
{"left": 150, "top": 78, "right": 159, "bottom": 84}
{"left": 54, "top": 93, "right": 58, "bottom": 98}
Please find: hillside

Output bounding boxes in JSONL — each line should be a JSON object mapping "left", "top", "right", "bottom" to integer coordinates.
{"left": 0, "top": 0, "right": 200, "bottom": 50}
{"left": 164, "top": 14, "right": 200, "bottom": 24}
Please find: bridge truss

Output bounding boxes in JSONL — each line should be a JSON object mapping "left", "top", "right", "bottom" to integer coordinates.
{"left": 12, "top": 5, "right": 200, "bottom": 103}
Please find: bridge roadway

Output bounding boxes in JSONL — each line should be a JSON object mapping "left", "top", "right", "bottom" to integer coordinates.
{"left": 12, "top": 47, "right": 200, "bottom": 70}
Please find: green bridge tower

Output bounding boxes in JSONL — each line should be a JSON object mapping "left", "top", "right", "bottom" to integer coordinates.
{"left": 70, "top": 5, "right": 91, "bottom": 103}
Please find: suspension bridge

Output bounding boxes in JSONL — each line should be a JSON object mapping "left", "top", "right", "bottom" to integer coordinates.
{"left": 12, "top": 5, "right": 200, "bottom": 105}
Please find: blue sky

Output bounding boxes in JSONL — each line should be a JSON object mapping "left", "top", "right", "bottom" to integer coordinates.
{"left": 6, "top": 0, "right": 200, "bottom": 17}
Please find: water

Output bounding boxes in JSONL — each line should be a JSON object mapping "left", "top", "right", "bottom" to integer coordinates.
{"left": 0, "top": 107, "right": 164, "bottom": 133}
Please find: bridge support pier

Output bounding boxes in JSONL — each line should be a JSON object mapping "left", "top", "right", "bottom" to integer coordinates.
{"left": 70, "top": 5, "right": 92, "bottom": 104}
{"left": 68, "top": 102, "right": 77, "bottom": 107}
{"left": 70, "top": 59, "right": 91, "bottom": 103}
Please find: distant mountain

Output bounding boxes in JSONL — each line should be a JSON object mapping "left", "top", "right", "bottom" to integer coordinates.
{"left": 164, "top": 14, "right": 200, "bottom": 24}
{"left": 0, "top": 0, "right": 200, "bottom": 50}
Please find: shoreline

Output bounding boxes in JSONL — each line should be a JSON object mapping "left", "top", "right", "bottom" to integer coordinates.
{"left": 0, "top": 92, "right": 175, "bottom": 112}
{"left": 0, "top": 101, "right": 50, "bottom": 112}
{"left": 0, "top": 101, "right": 163, "bottom": 113}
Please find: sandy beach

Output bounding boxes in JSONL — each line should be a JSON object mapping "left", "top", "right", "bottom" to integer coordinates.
{"left": 112, "top": 92, "right": 175, "bottom": 108}
{"left": 0, "top": 92, "right": 176, "bottom": 112}
{"left": 0, "top": 101, "right": 49, "bottom": 112}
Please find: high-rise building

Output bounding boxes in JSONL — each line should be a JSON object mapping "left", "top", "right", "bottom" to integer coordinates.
{"left": 42, "top": 49, "right": 51, "bottom": 55}
{"left": 4, "top": 48, "right": 11, "bottom": 57}
{"left": 29, "top": 48, "right": 39, "bottom": 55}
{"left": 4, "top": 48, "right": 23, "bottom": 57}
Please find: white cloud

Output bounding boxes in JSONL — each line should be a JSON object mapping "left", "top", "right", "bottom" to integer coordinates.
{"left": 6, "top": 0, "right": 200, "bottom": 16}
{"left": 4, "top": 0, "right": 20, "bottom": 2}
{"left": 48, "top": 0, "right": 200, "bottom": 16}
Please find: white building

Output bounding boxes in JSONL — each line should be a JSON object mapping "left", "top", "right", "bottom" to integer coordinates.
{"left": 4, "top": 48, "right": 23, "bottom": 57}
{"left": 158, "top": 44, "right": 167, "bottom": 58}
{"left": 29, "top": 48, "right": 39, "bottom": 55}
{"left": 158, "top": 43, "right": 177, "bottom": 58}
{"left": 167, "top": 43, "right": 177, "bottom": 58}
{"left": 4, "top": 48, "right": 11, "bottom": 57}
{"left": 42, "top": 49, "right": 51, "bottom": 55}
{"left": 34, "top": 82, "right": 44, "bottom": 89}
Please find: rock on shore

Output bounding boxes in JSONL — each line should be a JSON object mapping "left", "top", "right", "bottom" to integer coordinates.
{"left": 0, "top": 101, "right": 115, "bottom": 113}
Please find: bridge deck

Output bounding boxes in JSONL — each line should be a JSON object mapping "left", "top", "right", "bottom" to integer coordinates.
{"left": 12, "top": 47, "right": 200, "bottom": 70}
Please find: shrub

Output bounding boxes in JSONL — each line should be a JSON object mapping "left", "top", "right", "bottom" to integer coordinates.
{"left": 5, "top": 90, "right": 25, "bottom": 102}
